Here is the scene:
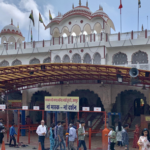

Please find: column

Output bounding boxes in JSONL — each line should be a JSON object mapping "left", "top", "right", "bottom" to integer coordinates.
{"left": 101, "top": 58, "right": 106, "bottom": 65}
{"left": 13, "top": 110, "right": 18, "bottom": 134}
{"left": 21, "top": 110, "right": 25, "bottom": 136}
{"left": 22, "top": 90, "right": 28, "bottom": 116}
{"left": 46, "top": 112, "right": 51, "bottom": 127}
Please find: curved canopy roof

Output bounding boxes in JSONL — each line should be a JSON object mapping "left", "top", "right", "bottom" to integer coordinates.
{"left": 0, "top": 63, "right": 149, "bottom": 93}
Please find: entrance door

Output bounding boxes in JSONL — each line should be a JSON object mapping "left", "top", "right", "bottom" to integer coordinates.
{"left": 134, "top": 98, "right": 141, "bottom": 116}
{"left": 134, "top": 98, "right": 145, "bottom": 116}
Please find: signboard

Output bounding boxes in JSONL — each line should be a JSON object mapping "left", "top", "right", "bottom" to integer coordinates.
{"left": 8, "top": 100, "right": 22, "bottom": 108}
{"left": 145, "top": 116, "right": 150, "bottom": 121}
{"left": 33, "top": 106, "right": 40, "bottom": 110}
{"left": 82, "top": 107, "right": 90, "bottom": 111}
{"left": 94, "top": 107, "right": 101, "bottom": 112}
{"left": 45, "top": 96, "right": 79, "bottom": 112}
{"left": 22, "top": 106, "right": 28, "bottom": 110}
{"left": 0, "top": 105, "right": 6, "bottom": 110}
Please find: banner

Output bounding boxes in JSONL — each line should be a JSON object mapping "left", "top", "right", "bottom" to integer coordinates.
{"left": 45, "top": 96, "right": 79, "bottom": 112}
{"left": 8, "top": 100, "right": 22, "bottom": 108}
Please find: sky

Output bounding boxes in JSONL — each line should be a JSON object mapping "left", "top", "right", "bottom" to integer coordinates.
{"left": 0, "top": 0, "right": 150, "bottom": 42}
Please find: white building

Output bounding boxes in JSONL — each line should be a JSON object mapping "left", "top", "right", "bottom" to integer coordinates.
{"left": 0, "top": 1, "right": 150, "bottom": 128}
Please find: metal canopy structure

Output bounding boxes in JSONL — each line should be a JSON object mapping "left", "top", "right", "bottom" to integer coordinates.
{"left": 0, "top": 63, "right": 150, "bottom": 93}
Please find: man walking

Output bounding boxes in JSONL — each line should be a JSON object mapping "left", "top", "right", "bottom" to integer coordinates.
{"left": 9, "top": 123, "right": 17, "bottom": 147}
{"left": 36, "top": 120, "right": 47, "bottom": 150}
{"left": 0, "top": 118, "right": 5, "bottom": 146}
{"left": 68, "top": 123, "right": 77, "bottom": 150}
{"left": 122, "top": 124, "right": 129, "bottom": 150}
{"left": 54, "top": 121, "right": 66, "bottom": 150}
{"left": 54, "top": 121, "right": 61, "bottom": 148}
{"left": 77, "top": 121, "right": 87, "bottom": 150}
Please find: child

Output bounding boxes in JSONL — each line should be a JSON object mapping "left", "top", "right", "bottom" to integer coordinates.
{"left": 9, "top": 123, "right": 17, "bottom": 147}
{"left": 109, "top": 126, "right": 116, "bottom": 150}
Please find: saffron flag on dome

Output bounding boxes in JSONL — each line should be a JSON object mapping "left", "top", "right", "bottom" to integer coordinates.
{"left": 119, "top": 0, "right": 123, "bottom": 9}
{"left": 138, "top": 0, "right": 141, "bottom": 8}
{"left": 39, "top": 13, "right": 46, "bottom": 27}
{"left": 29, "top": 10, "right": 35, "bottom": 26}
{"left": 39, "top": 13, "right": 43, "bottom": 23}
{"left": 49, "top": 10, "right": 52, "bottom": 20}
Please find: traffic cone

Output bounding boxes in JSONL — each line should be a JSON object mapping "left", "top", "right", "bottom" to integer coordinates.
{"left": 38, "top": 143, "right": 41, "bottom": 150}
{"left": 1, "top": 141, "right": 5, "bottom": 150}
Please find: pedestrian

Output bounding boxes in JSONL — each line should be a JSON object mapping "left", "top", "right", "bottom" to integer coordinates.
{"left": 36, "top": 120, "right": 47, "bottom": 150}
{"left": 0, "top": 118, "right": 5, "bottom": 145}
{"left": 54, "top": 121, "right": 66, "bottom": 150}
{"left": 77, "top": 120, "right": 81, "bottom": 128}
{"left": 122, "top": 124, "right": 129, "bottom": 150}
{"left": 138, "top": 128, "right": 150, "bottom": 150}
{"left": 49, "top": 123, "right": 55, "bottom": 150}
{"left": 109, "top": 126, "right": 116, "bottom": 150}
{"left": 132, "top": 124, "right": 139, "bottom": 148}
{"left": 116, "top": 121, "right": 123, "bottom": 147}
{"left": 77, "top": 121, "right": 87, "bottom": 150}
{"left": 108, "top": 129, "right": 112, "bottom": 150}
{"left": 68, "top": 123, "right": 77, "bottom": 150}
{"left": 54, "top": 121, "right": 61, "bottom": 149}
{"left": 9, "top": 123, "right": 17, "bottom": 147}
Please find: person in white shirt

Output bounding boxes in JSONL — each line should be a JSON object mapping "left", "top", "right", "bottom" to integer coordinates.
{"left": 69, "top": 123, "right": 77, "bottom": 150}
{"left": 36, "top": 120, "right": 47, "bottom": 150}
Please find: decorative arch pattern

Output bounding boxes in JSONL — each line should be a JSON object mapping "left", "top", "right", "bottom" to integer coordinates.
{"left": 8, "top": 36, "right": 16, "bottom": 44}
{"left": 132, "top": 51, "right": 148, "bottom": 64}
{"left": 29, "top": 58, "right": 40, "bottom": 64}
{"left": 71, "top": 25, "right": 81, "bottom": 36}
{"left": 113, "top": 52, "right": 127, "bottom": 65}
{"left": 12, "top": 59, "right": 22, "bottom": 66}
{"left": 54, "top": 55, "right": 61, "bottom": 63}
{"left": 1, "top": 36, "right": 7, "bottom": 43}
{"left": 53, "top": 28, "right": 60, "bottom": 38}
{"left": 63, "top": 55, "right": 70, "bottom": 63}
{"left": 72, "top": 54, "right": 81, "bottom": 63}
{"left": 93, "top": 53, "right": 101, "bottom": 64}
{"left": 0, "top": 60, "right": 9, "bottom": 67}
{"left": 83, "top": 24, "right": 91, "bottom": 35}
{"left": 43, "top": 57, "right": 50, "bottom": 63}
{"left": 61, "top": 26, "right": 70, "bottom": 36}
{"left": 93, "top": 22, "right": 102, "bottom": 34}
{"left": 83, "top": 53, "right": 92, "bottom": 64}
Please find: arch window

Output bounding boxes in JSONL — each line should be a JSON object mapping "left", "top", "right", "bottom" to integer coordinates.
{"left": 30, "top": 58, "right": 40, "bottom": 64}
{"left": 0, "top": 60, "right": 9, "bottom": 67}
{"left": 83, "top": 53, "right": 91, "bottom": 64}
{"left": 43, "top": 57, "right": 50, "bottom": 63}
{"left": 113, "top": 52, "right": 127, "bottom": 65}
{"left": 72, "top": 54, "right": 81, "bottom": 63}
{"left": 93, "top": 53, "right": 101, "bottom": 64}
{"left": 132, "top": 51, "right": 148, "bottom": 64}
{"left": 63, "top": 55, "right": 70, "bottom": 63}
{"left": 12, "top": 59, "right": 22, "bottom": 66}
{"left": 54, "top": 55, "right": 61, "bottom": 63}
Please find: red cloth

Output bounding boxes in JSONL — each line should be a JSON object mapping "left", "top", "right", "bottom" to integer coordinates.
{"left": 132, "top": 126, "right": 139, "bottom": 148}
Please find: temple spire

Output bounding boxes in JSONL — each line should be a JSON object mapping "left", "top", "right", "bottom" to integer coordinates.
{"left": 86, "top": 1, "right": 88, "bottom": 7}
{"left": 79, "top": 0, "right": 81, "bottom": 6}
{"left": 11, "top": 18, "right": 13, "bottom": 25}
{"left": 72, "top": 3, "right": 74, "bottom": 9}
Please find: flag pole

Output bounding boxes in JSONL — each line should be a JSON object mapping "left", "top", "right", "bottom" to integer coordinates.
{"left": 28, "top": 20, "right": 31, "bottom": 42}
{"left": 38, "top": 17, "right": 39, "bottom": 41}
{"left": 147, "top": 16, "right": 148, "bottom": 30}
{"left": 138, "top": 5, "right": 139, "bottom": 32}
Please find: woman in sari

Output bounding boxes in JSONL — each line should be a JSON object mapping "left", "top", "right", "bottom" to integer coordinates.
{"left": 138, "top": 128, "right": 150, "bottom": 150}
{"left": 132, "top": 124, "right": 140, "bottom": 148}
{"left": 49, "top": 123, "right": 55, "bottom": 150}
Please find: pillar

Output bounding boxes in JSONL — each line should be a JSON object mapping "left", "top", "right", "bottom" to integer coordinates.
{"left": 21, "top": 110, "right": 26, "bottom": 136}
{"left": 101, "top": 58, "right": 106, "bottom": 65}
{"left": 13, "top": 110, "right": 18, "bottom": 133}
{"left": 46, "top": 112, "right": 51, "bottom": 127}
{"left": 22, "top": 90, "right": 28, "bottom": 116}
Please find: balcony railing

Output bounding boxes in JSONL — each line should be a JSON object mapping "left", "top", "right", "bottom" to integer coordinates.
{"left": 0, "top": 30, "right": 149, "bottom": 51}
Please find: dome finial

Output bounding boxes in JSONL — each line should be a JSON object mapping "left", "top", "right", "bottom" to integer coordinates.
{"left": 142, "top": 24, "right": 144, "bottom": 31}
{"left": 79, "top": 0, "right": 81, "bottom": 6}
{"left": 11, "top": 18, "right": 13, "bottom": 25}
{"left": 99, "top": 5, "right": 103, "bottom": 10}
{"left": 86, "top": 0, "right": 88, "bottom": 7}
{"left": 72, "top": 3, "right": 74, "bottom": 9}
{"left": 17, "top": 23, "right": 19, "bottom": 29}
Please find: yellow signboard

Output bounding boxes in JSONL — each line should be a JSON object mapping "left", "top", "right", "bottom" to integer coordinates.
{"left": 45, "top": 96, "right": 79, "bottom": 112}
{"left": 145, "top": 116, "right": 150, "bottom": 122}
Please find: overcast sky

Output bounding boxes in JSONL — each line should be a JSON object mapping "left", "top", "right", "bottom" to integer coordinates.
{"left": 0, "top": 0, "right": 150, "bottom": 42}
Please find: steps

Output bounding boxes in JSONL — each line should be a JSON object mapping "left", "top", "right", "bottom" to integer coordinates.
{"left": 131, "top": 116, "right": 141, "bottom": 129}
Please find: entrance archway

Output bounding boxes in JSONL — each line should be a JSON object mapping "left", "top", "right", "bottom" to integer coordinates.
{"left": 112, "top": 90, "right": 149, "bottom": 126}
{"left": 67, "top": 89, "right": 104, "bottom": 122}
{"left": 30, "top": 91, "right": 51, "bottom": 124}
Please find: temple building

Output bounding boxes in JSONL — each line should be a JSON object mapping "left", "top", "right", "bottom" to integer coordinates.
{"left": 0, "top": 0, "right": 150, "bottom": 130}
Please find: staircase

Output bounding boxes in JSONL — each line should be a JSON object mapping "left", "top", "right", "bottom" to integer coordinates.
{"left": 130, "top": 116, "right": 141, "bottom": 129}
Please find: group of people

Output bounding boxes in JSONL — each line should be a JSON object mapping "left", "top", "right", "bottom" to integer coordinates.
{"left": 108, "top": 122, "right": 150, "bottom": 150}
{"left": 36, "top": 119, "right": 87, "bottom": 150}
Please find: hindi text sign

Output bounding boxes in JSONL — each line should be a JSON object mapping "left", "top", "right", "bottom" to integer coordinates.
{"left": 45, "top": 96, "right": 79, "bottom": 112}
{"left": 82, "top": 107, "right": 90, "bottom": 111}
{"left": 22, "top": 106, "right": 28, "bottom": 110}
{"left": 0, "top": 105, "right": 6, "bottom": 110}
{"left": 33, "top": 106, "right": 40, "bottom": 110}
{"left": 94, "top": 107, "right": 101, "bottom": 112}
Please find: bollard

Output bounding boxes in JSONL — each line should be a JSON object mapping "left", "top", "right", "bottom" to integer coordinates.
{"left": 102, "top": 127, "right": 110, "bottom": 150}
{"left": 89, "top": 128, "right": 91, "bottom": 149}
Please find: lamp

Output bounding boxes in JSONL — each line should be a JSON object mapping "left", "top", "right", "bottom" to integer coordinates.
{"left": 117, "top": 74, "right": 123, "bottom": 83}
